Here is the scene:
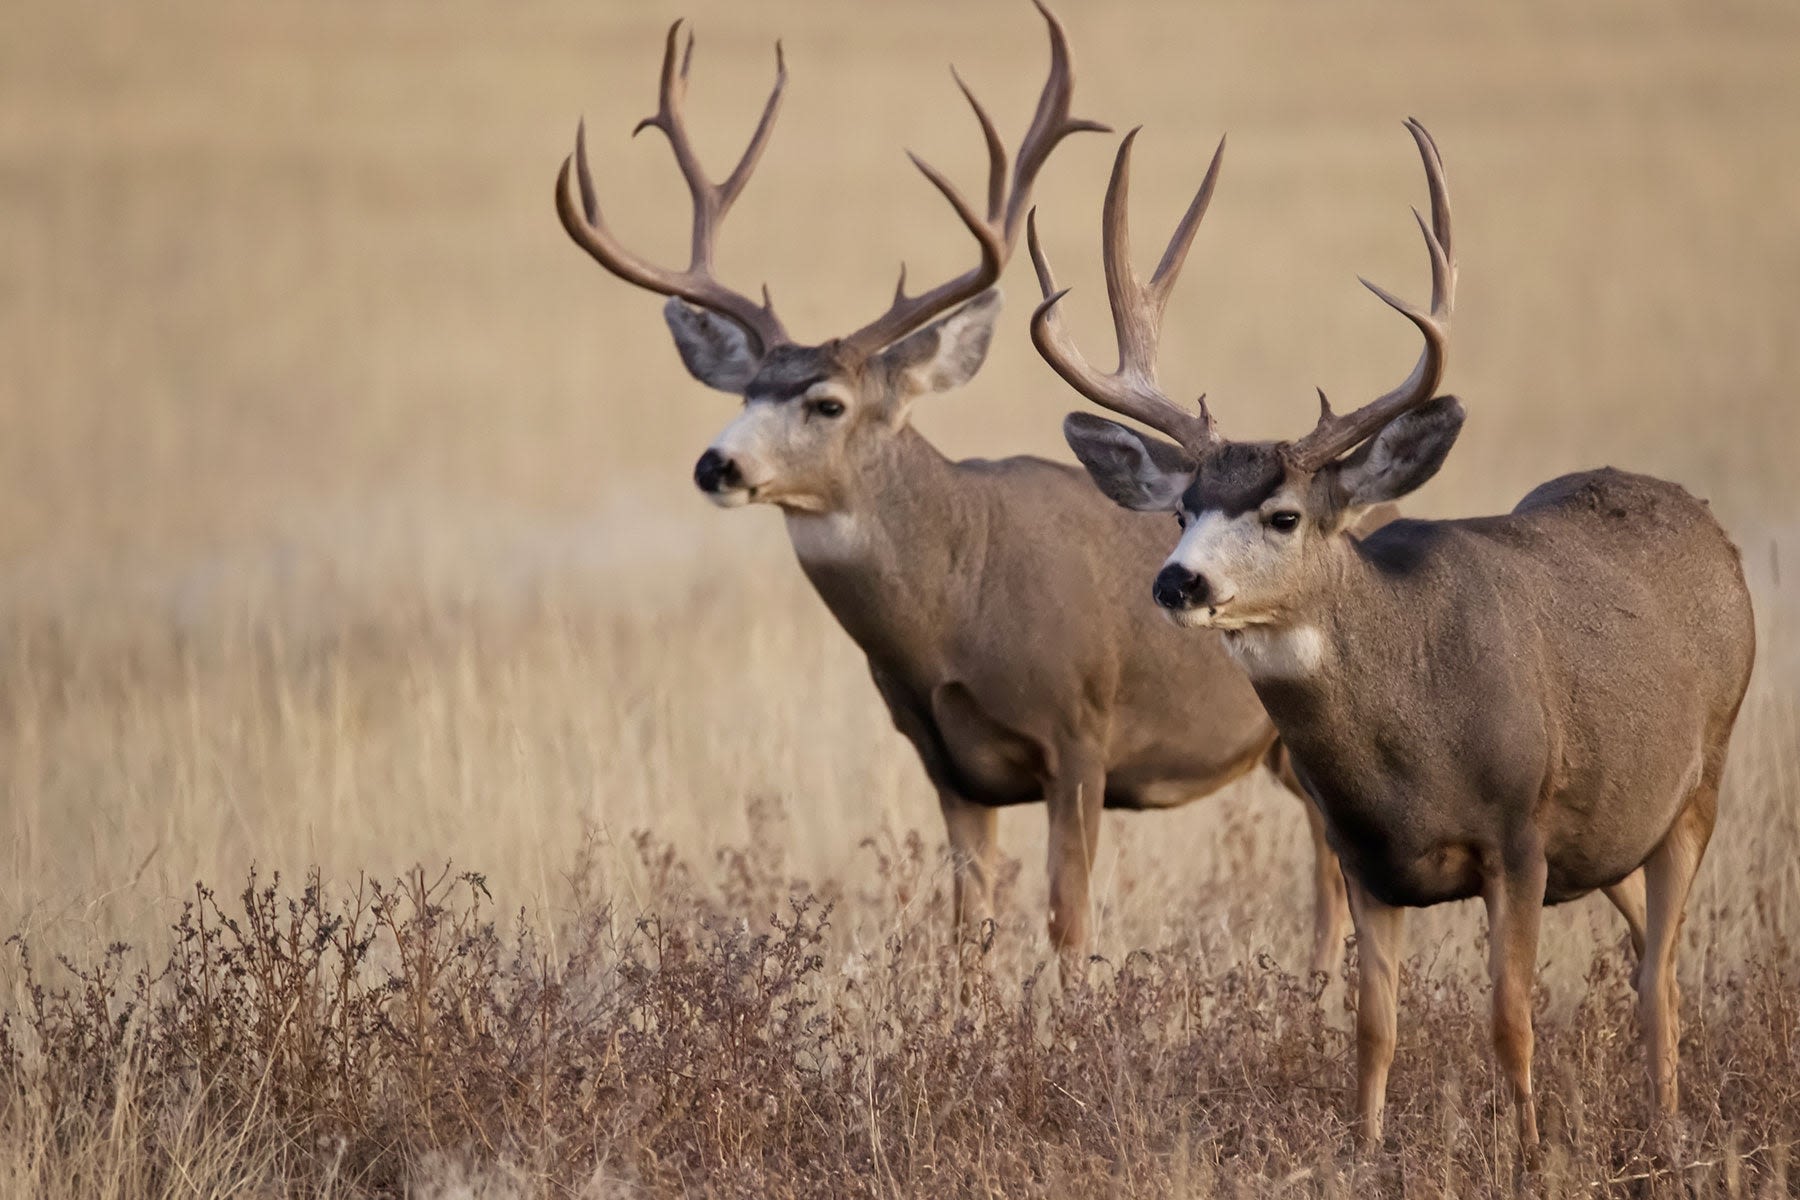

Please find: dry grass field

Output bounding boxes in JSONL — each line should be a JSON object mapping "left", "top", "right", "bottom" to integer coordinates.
{"left": 3, "top": 0, "right": 1799, "bottom": 1195}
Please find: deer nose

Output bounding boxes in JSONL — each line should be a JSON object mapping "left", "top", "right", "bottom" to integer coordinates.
{"left": 1152, "top": 563, "right": 1210, "bottom": 610}
{"left": 693, "top": 448, "right": 743, "bottom": 494}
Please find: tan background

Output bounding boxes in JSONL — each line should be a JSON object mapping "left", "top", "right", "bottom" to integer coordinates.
{"left": 2, "top": 1, "right": 1796, "bottom": 975}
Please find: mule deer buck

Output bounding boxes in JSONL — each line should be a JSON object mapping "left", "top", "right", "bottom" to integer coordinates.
{"left": 1029, "top": 121, "right": 1755, "bottom": 1146}
{"left": 555, "top": 4, "right": 1354, "bottom": 976}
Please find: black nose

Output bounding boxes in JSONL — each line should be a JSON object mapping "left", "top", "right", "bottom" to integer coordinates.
{"left": 693, "top": 448, "right": 742, "bottom": 493}
{"left": 1152, "top": 563, "right": 1210, "bottom": 610}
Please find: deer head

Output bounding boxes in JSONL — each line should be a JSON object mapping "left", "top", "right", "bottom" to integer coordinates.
{"left": 556, "top": 3, "right": 1106, "bottom": 514}
{"left": 1032, "top": 119, "right": 1463, "bottom": 629}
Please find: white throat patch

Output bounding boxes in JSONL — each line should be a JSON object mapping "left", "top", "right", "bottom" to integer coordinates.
{"left": 785, "top": 511, "right": 869, "bottom": 566}
{"left": 1224, "top": 624, "right": 1328, "bottom": 680}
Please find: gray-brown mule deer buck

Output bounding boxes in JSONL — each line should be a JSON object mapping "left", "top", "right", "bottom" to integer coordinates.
{"left": 1029, "top": 120, "right": 1755, "bottom": 1147}
{"left": 555, "top": 4, "right": 1353, "bottom": 976}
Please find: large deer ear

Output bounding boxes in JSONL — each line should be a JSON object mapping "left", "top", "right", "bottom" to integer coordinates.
{"left": 1325, "top": 395, "right": 1465, "bottom": 510}
{"left": 873, "top": 288, "right": 1002, "bottom": 399}
{"left": 1063, "top": 412, "right": 1196, "bottom": 511}
{"left": 664, "top": 299, "right": 763, "bottom": 393}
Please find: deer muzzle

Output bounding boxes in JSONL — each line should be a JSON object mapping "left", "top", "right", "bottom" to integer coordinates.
{"left": 693, "top": 448, "right": 752, "bottom": 506}
{"left": 1152, "top": 563, "right": 1212, "bottom": 613}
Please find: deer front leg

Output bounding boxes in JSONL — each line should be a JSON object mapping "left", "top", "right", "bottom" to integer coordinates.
{"left": 1483, "top": 844, "right": 1548, "bottom": 1153}
{"left": 1045, "top": 750, "right": 1107, "bottom": 985}
{"left": 1300, "top": 793, "right": 1350, "bottom": 979}
{"left": 1345, "top": 876, "right": 1406, "bottom": 1146}
{"left": 1268, "top": 744, "right": 1350, "bottom": 980}
{"left": 939, "top": 791, "right": 999, "bottom": 944}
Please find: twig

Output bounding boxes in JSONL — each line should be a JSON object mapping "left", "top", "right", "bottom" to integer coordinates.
{"left": 1588, "top": 1141, "right": 1778, "bottom": 1189}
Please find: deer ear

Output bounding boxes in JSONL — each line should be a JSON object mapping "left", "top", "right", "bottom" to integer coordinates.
{"left": 873, "top": 288, "right": 1002, "bottom": 398}
{"left": 663, "top": 299, "right": 762, "bottom": 393}
{"left": 1063, "top": 412, "right": 1196, "bottom": 511}
{"left": 1326, "top": 395, "right": 1466, "bottom": 509}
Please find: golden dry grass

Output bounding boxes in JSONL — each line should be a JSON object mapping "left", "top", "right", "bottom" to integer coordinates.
{"left": 2, "top": 0, "right": 1798, "bottom": 1194}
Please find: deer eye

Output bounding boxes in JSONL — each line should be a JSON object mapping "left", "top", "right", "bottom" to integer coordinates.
{"left": 1268, "top": 510, "right": 1301, "bottom": 533}
{"left": 809, "top": 398, "right": 846, "bottom": 419}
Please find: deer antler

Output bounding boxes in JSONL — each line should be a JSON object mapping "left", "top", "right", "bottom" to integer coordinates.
{"left": 838, "top": 0, "right": 1109, "bottom": 360}
{"left": 1027, "top": 129, "right": 1225, "bottom": 459}
{"left": 555, "top": 22, "right": 790, "bottom": 356}
{"left": 1284, "top": 119, "right": 1455, "bottom": 471}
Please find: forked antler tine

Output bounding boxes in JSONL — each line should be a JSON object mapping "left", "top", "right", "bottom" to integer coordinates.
{"left": 905, "top": 151, "right": 1006, "bottom": 275}
{"left": 1286, "top": 119, "right": 1455, "bottom": 471}
{"left": 556, "top": 24, "right": 789, "bottom": 355}
{"left": 631, "top": 25, "right": 705, "bottom": 210}
{"left": 1097, "top": 130, "right": 1145, "bottom": 366}
{"left": 631, "top": 23, "right": 788, "bottom": 272}
{"left": 840, "top": 0, "right": 1108, "bottom": 359}
{"left": 719, "top": 42, "right": 787, "bottom": 213}
{"left": 1003, "top": 0, "right": 1111, "bottom": 242}
{"left": 1148, "top": 135, "right": 1226, "bottom": 312}
{"left": 558, "top": 129, "right": 675, "bottom": 300}
{"left": 1101, "top": 129, "right": 1224, "bottom": 371}
{"left": 1026, "top": 130, "right": 1225, "bottom": 459}
{"left": 1029, "top": 212, "right": 1146, "bottom": 425}
{"left": 1409, "top": 118, "right": 1452, "bottom": 277}
{"left": 951, "top": 67, "right": 1007, "bottom": 224}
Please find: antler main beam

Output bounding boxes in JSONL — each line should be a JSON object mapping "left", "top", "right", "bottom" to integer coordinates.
{"left": 1284, "top": 118, "right": 1455, "bottom": 471}
{"left": 555, "top": 23, "right": 789, "bottom": 356}
{"left": 839, "top": 0, "right": 1108, "bottom": 360}
{"left": 1027, "top": 129, "right": 1226, "bottom": 459}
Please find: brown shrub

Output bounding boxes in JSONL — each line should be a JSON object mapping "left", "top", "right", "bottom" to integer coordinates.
{"left": 3, "top": 831, "right": 1796, "bottom": 1199}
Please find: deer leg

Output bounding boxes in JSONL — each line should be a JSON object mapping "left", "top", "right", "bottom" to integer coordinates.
{"left": 1269, "top": 744, "right": 1350, "bottom": 979}
{"left": 939, "top": 791, "right": 999, "bottom": 944}
{"left": 1045, "top": 751, "right": 1107, "bottom": 986}
{"left": 1483, "top": 847, "right": 1548, "bottom": 1152}
{"left": 1601, "top": 868, "right": 1648, "bottom": 983}
{"left": 1303, "top": 794, "right": 1349, "bottom": 980}
{"left": 1307, "top": 816, "right": 1350, "bottom": 982}
{"left": 1639, "top": 784, "right": 1717, "bottom": 1119}
{"left": 1345, "top": 876, "right": 1405, "bottom": 1147}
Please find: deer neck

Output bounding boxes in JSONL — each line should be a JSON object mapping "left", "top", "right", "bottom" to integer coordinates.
{"left": 782, "top": 425, "right": 973, "bottom": 670}
{"left": 1222, "top": 539, "right": 1389, "bottom": 702}
{"left": 1224, "top": 537, "right": 1430, "bottom": 770}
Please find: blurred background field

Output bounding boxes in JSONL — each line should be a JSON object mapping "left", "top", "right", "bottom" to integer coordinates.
{"left": 1, "top": 1, "right": 1798, "bottom": 1192}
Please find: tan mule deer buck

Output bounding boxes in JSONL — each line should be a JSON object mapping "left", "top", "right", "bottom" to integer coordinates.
{"left": 1028, "top": 121, "right": 1755, "bottom": 1145}
{"left": 555, "top": 5, "right": 1353, "bottom": 976}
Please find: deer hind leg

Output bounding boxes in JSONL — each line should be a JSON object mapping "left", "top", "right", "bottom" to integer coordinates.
{"left": 1639, "top": 783, "right": 1718, "bottom": 1119}
{"left": 1601, "top": 868, "right": 1648, "bottom": 984}
{"left": 1345, "top": 876, "right": 1406, "bottom": 1147}
{"left": 1484, "top": 847, "right": 1549, "bottom": 1152}
{"left": 1269, "top": 743, "right": 1350, "bottom": 979}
